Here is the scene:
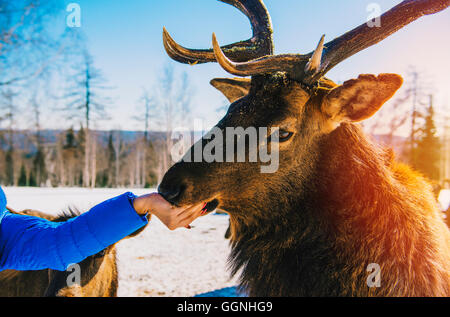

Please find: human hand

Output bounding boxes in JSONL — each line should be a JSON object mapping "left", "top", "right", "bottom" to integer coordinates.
{"left": 133, "top": 193, "right": 207, "bottom": 230}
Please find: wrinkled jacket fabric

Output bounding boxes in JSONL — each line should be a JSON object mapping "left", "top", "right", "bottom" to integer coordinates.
{"left": 0, "top": 189, "right": 148, "bottom": 272}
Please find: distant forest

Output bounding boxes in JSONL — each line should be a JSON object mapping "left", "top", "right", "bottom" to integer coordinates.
{"left": 0, "top": 128, "right": 171, "bottom": 188}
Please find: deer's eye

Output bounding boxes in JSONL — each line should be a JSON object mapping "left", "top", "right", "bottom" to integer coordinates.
{"left": 269, "top": 129, "right": 293, "bottom": 143}
{"left": 279, "top": 130, "right": 293, "bottom": 142}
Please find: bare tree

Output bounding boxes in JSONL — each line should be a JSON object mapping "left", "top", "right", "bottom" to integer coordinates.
{"left": 369, "top": 93, "right": 410, "bottom": 141}
{"left": 154, "top": 64, "right": 193, "bottom": 178}
{"left": 64, "top": 51, "right": 111, "bottom": 187}
{"left": 29, "top": 92, "right": 47, "bottom": 186}
{"left": 0, "top": 89, "right": 17, "bottom": 185}
{"left": 134, "top": 89, "right": 156, "bottom": 142}
{"left": 368, "top": 68, "right": 432, "bottom": 163}
{"left": 133, "top": 89, "right": 158, "bottom": 187}
{"left": 0, "top": 1, "right": 69, "bottom": 87}
{"left": 112, "top": 130, "right": 124, "bottom": 187}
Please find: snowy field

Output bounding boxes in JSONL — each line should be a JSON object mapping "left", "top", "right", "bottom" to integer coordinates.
{"left": 3, "top": 187, "right": 238, "bottom": 297}
{"left": 438, "top": 189, "right": 450, "bottom": 212}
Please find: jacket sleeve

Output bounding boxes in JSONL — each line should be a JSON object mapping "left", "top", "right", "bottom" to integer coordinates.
{"left": 0, "top": 192, "right": 148, "bottom": 272}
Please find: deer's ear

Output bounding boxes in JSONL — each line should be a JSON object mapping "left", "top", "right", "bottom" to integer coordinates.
{"left": 322, "top": 74, "right": 403, "bottom": 122}
{"left": 210, "top": 78, "right": 251, "bottom": 103}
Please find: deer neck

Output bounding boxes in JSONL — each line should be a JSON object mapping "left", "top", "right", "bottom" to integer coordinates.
{"left": 315, "top": 123, "right": 394, "bottom": 222}
{"left": 228, "top": 123, "right": 395, "bottom": 296}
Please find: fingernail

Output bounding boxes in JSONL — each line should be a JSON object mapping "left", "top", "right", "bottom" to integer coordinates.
{"left": 185, "top": 225, "right": 192, "bottom": 229}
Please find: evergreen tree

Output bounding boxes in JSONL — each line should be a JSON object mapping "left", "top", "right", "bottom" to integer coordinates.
{"left": 414, "top": 97, "right": 441, "bottom": 181}
{"left": 107, "top": 133, "right": 116, "bottom": 187}
{"left": 64, "top": 127, "right": 77, "bottom": 149}
{"left": 18, "top": 164, "right": 27, "bottom": 186}
{"left": 76, "top": 126, "right": 86, "bottom": 186}
{"left": 5, "top": 149, "right": 14, "bottom": 186}
{"left": 29, "top": 169, "right": 37, "bottom": 187}
{"left": 33, "top": 148, "right": 46, "bottom": 186}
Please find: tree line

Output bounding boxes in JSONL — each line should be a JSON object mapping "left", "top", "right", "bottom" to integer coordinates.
{"left": 0, "top": 127, "right": 164, "bottom": 188}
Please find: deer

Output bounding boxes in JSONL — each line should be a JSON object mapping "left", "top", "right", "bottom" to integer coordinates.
{"left": 0, "top": 208, "right": 148, "bottom": 297}
{"left": 158, "top": 0, "right": 450, "bottom": 296}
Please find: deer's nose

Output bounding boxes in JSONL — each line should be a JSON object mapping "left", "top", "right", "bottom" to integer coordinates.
{"left": 158, "top": 184, "right": 182, "bottom": 204}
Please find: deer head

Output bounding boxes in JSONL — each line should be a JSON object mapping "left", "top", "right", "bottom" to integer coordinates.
{"left": 158, "top": 0, "right": 449, "bottom": 224}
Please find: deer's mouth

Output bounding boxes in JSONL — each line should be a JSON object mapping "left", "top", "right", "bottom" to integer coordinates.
{"left": 157, "top": 181, "right": 220, "bottom": 212}
{"left": 203, "top": 199, "right": 219, "bottom": 214}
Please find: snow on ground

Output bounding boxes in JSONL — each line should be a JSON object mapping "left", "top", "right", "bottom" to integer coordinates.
{"left": 3, "top": 187, "right": 238, "bottom": 297}
{"left": 438, "top": 189, "right": 450, "bottom": 212}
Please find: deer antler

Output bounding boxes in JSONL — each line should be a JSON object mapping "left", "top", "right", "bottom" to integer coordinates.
{"left": 164, "top": 0, "right": 449, "bottom": 85}
{"left": 307, "top": 0, "right": 450, "bottom": 84}
{"left": 163, "top": 0, "right": 273, "bottom": 64}
{"left": 211, "top": 33, "right": 309, "bottom": 76}
{"left": 212, "top": 0, "right": 449, "bottom": 84}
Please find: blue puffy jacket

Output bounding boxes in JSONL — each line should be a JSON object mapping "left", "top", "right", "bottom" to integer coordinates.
{"left": 0, "top": 188, "right": 148, "bottom": 272}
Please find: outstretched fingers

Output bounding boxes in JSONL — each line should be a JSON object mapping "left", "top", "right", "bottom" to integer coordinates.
{"left": 178, "top": 202, "right": 207, "bottom": 229}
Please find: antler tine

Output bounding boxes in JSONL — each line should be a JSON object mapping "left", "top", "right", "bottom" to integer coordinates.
{"left": 163, "top": 0, "right": 274, "bottom": 65}
{"left": 212, "top": 33, "right": 308, "bottom": 77}
{"left": 163, "top": 27, "right": 210, "bottom": 64}
{"left": 304, "top": 0, "right": 450, "bottom": 84}
{"left": 304, "top": 35, "right": 325, "bottom": 75}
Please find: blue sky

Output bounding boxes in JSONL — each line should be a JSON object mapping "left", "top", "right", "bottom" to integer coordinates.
{"left": 48, "top": 0, "right": 450, "bottom": 134}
